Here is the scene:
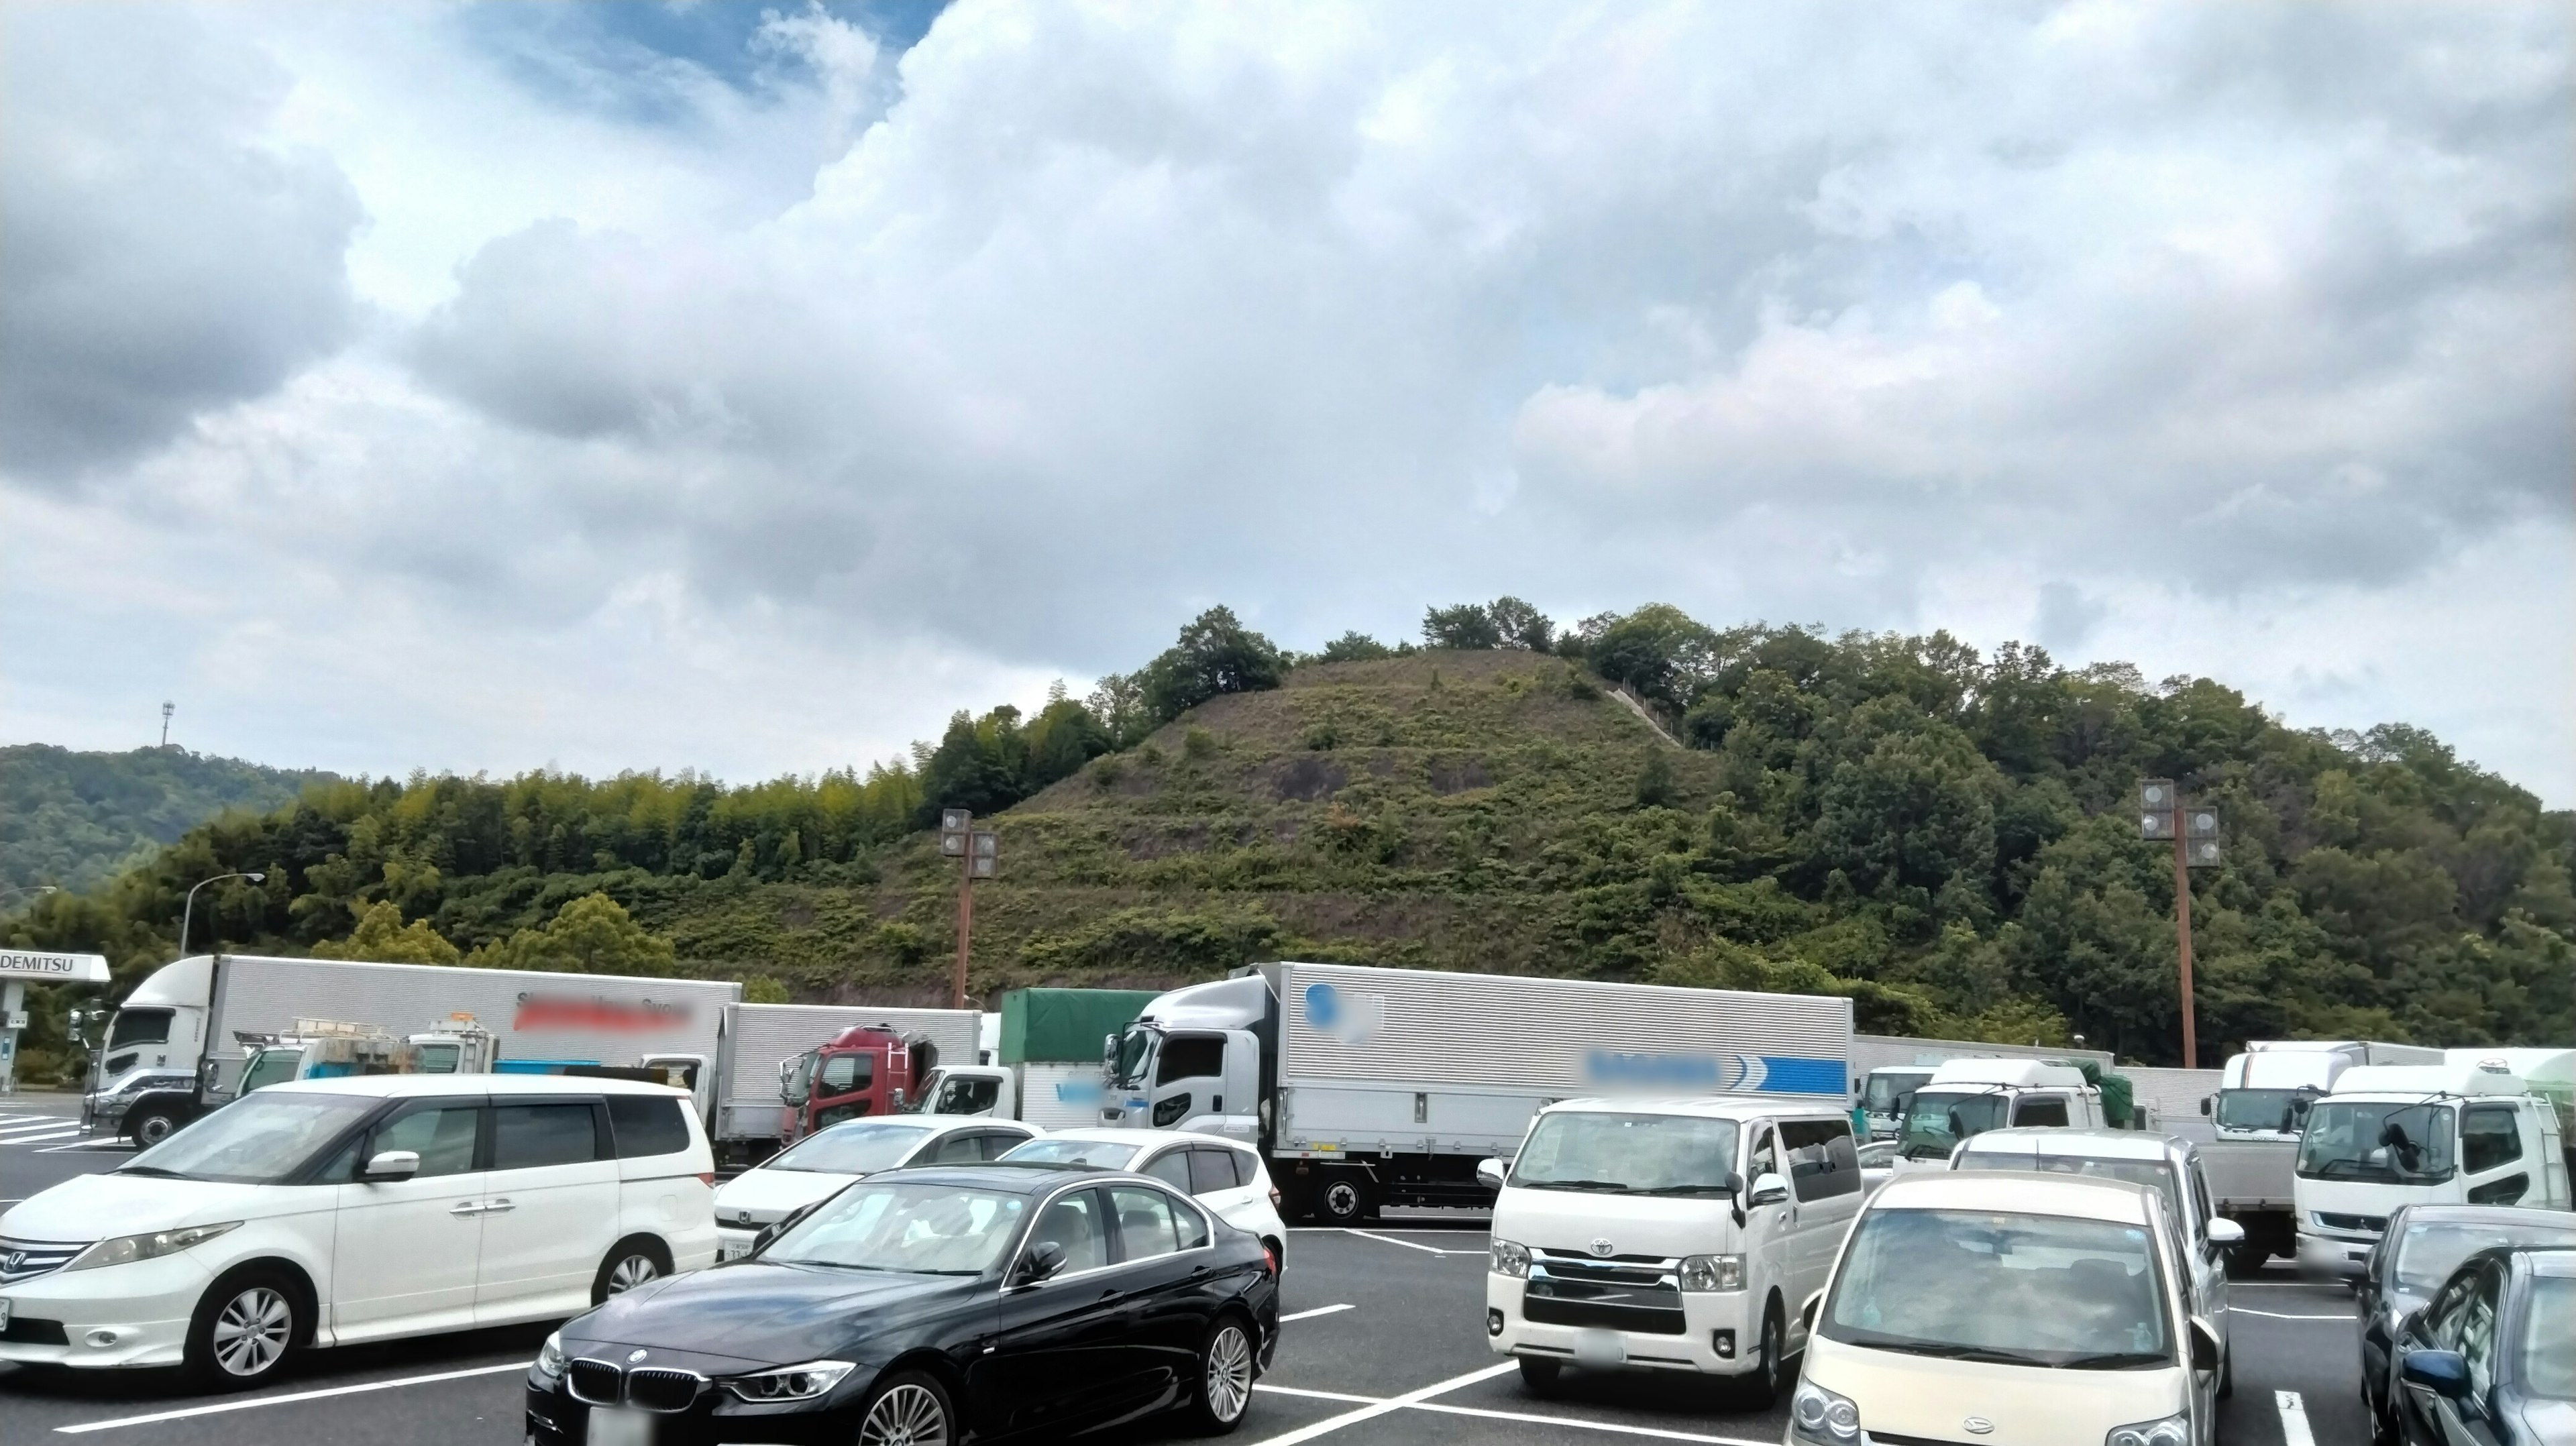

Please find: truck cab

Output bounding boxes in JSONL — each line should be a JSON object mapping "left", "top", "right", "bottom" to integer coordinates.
{"left": 230, "top": 1018, "right": 497, "bottom": 1097}
{"left": 1857, "top": 1066, "right": 1934, "bottom": 1142}
{"left": 1099, "top": 973, "right": 1267, "bottom": 1141}
{"left": 1895, "top": 1058, "right": 2104, "bottom": 1165}
{"left": 916, "top": 1063, "right": 1014, "bottom": 1117}
{"left": 2206, "top": 1040, "right": 2443, "bottom": 1142}
{"left": 83, "top": 956, "right": 215, "bottom": 1146}
{"left": 2292, "top": 1060, "right": 2575, "bottom": 1279}
{"left": 777, "top": 1023, "right": 938, "bottom": 1142}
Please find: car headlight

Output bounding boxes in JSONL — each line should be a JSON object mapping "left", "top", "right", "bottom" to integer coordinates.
{"left": 1678, "top": 1254, "right": 1743, "bottom": 1292}
{"left": 1489, "top": 1239, "right": 1529, "bottom": 1278}
{"left": 537, "top": 1331, "right": 566, "bottom": 1379}
{"left": 724, "top": 1360, "right": 857, "bottom": 1402}
{"left": 2108, "top": 1414, "right": 2191, "bottom": 1446}
{"left": 1790, "top": 1380, "right": 1863, "bottom": 1445}
{"left": 65, "top": 1222, "right": 239, "bottom": 1272}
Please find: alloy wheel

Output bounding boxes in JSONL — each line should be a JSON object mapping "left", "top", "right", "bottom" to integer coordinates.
{"left": 211, "top": 1286, "right": 292, "bottom": 1377}
{"left": 1204, "top": 1324, "right": 1254, "bottom": 1423}
{"left": 859, "top": 1382, "right": 949, "bottom": 1446}
{"left": 606, "top": 1254, "right": 661, "bottom": 1295}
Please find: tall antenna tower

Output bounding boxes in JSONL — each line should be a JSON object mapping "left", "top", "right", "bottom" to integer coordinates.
{"left": 160, "top": 700, "right": 174, "bottom": 748}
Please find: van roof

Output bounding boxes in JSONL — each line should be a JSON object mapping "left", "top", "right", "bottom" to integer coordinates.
{"left": 1925, "top": 1058, "right": 2090, "bottom": 1089}
{"left": 1870, "top": 1168, "right": 2157, "bottom": 1225}
{"left": 1952, "top": 1127, "right": 2184, "bottom": 1164}
{"left": 1538, "top": 1095, "right": 1849, "bottom": 1122}
{"left": 2331, "top": 1063, "right": 2535, "bottom": 1099}
{"left": 256, "top": 1074, "right": 689, "bottom": 1099}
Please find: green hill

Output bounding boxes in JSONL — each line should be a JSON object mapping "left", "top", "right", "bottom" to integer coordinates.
{"left": 5, "top": 607, "right": 2571, "bottom": 1076}
{"left": 0, "top": 744, "right": 337, "bottom": 896}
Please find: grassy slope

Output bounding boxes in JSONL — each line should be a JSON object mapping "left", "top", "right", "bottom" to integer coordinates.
{"left": 0, "top": 744, "right": 338, "bottom": 895}
{"left": 647, "top": 651, "right": 1697, "bottom": 1001}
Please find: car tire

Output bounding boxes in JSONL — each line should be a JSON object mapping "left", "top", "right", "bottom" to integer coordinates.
{"left": 1313, "top": 1171, "right": 1372, "bottom": 1226}
{"left": 128, "top": 1104, "right": 185, "bottom": 1148}
{"left": 183, "top": 1267, "right": 305, "bottom": 1390}
{"left": 1516, "top": 1356, "right": 1560, "bottom": 1394}
{"left": 1735, "top": 1299, "right": 1787, "bottom": 1409}
{"left": 1182, "top": 1313, "right": 1258, "bottom": 1435}
{"left": 2218, "top": 1342, "right": 2233, "bottom": 1400}
{"left": 591, "top": 1237, "right": 672, "bottom": 1306}
{"left": 855, "top": 1369, "right": 955, "bottom": 1446}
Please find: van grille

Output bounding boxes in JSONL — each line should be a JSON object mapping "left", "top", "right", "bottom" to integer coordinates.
{"left": 0, "top": 1237, "right": 89, "bottom": 1286}
{"left": 1524, "top": 1252, "right": 1686, "bottom": 1336}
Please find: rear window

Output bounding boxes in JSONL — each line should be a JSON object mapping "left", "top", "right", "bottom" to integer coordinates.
{"left": 607, "top": 1095, "right": 694, "bottom": 1158}
{"left": 1190, "top": 1147, "right": 1243, "bottom": 1193}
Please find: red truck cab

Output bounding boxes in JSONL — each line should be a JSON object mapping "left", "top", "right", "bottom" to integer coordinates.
{"left": 780, "top": 1023, "right": 943, "bottom": 1142}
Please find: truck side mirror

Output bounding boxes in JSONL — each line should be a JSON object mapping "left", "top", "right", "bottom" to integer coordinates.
{"left": 1475, "top": 1158, "right": 1507, "bottom": 1192}
{"left": 890, "top": 1088, "right": 906, "bottom": 1111}
{"left": 2198, "top": 1096, "right": 2212, "bottom": 1117}
{"left": 362, "top": 1150, "right": 421, "bottom": 1181}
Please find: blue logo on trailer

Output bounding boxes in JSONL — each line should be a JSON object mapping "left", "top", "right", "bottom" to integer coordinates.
{"left": 1303, "top": 983, "right": 1343, "bottom": 1030}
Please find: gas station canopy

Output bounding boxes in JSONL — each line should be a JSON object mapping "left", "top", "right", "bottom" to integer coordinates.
{"left": 0, "top": 948, "right": 113, "bottom": 985}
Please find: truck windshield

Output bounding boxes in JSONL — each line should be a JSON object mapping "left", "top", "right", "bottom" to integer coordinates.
{"left": 1509, "top": 1112, "right": 1739, "bottom": 1194}
{"left": 1901, "top": 1090, "right": 2008, "bottom": 1160}
{"left": 237, "top": 1049, "right": 304, "bottom": 1095}
{"left": 107, "top": 1008, "right": 174, "bottom": 1050}
{"left": 1112, "top": 1028, "right": 1156, "bottom": 1090}
{"left": 119, "top": 1091, "right": 378, "bottom": 1184}
{"left": 1819, "top": 1206, "right": 2174, "bottom": 1368}
{"left": 2296, "top": 1101, "right": 2454, "bottom": 1183}
{"left": 767, "top": 1120, "right": 938, "bottom": 1174}
{"left": 2215, "top": 1089, "right": 2314, "bottom": 1133}
{"left": 1864, "top": 1071, "right": 1933, "bottom": 1116}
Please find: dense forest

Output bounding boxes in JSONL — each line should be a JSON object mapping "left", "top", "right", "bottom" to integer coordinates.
{"left": 3, "top": 600, "right": 2569, "bottom": 1085}
{"left": 0, "top": 744, "right": 336, "bottom": 896}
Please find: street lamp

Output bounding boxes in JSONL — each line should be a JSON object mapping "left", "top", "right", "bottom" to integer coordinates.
{"left": 180, "top": 871, "right": 268, "bottom": 957}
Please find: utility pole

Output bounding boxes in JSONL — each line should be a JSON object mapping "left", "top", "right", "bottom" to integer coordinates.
{"left": 160, "top": 701, "right": 174, "bottom": 748}
{"left": 2141, "top": 781, "right": 2222, "bottom": 1069}
{"left": 937, "top": 811, "right": 999, "bottom": 1011}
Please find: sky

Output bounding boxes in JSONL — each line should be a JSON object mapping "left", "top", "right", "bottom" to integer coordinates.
{"left": 3, "top": 1, "right": 2569, "bottom": 803}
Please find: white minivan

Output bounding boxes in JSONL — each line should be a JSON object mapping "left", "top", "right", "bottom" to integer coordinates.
{"left": 1794, "top": 1171, "right": 2223, "bottom": 1446}
{"left": 1481, "top": 1095, "right": 1866, "bottom": 1405}
{"left": 0, "top": 1075, "right": 716, "bottom": 1388}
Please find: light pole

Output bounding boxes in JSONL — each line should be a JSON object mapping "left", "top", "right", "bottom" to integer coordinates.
{"left": 2140, "top": 781, "right": 2222, "bottom": 1069}
{"left": 180, "top": 871, "right": 267, "bottom": 958}
{"left": 936, "top": 812, "right": 1000, "bottom": 1011}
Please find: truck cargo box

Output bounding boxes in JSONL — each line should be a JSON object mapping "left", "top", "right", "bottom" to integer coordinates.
{"left": 1000, "top": 989, "right": 1161, "bottom": 1065}
{"left": 718, "top": 1003, "right": 981, "bottom": 1141}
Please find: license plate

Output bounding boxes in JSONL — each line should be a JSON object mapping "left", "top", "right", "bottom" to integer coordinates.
{"left": 1573, "top": 1328, "right": 1625, "bottom": 1368}
{"left": 587, "top": 1409, "right": 655, "bottom": 1446}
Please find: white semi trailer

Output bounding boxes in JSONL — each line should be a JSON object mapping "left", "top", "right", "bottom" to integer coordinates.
{"left": 1101, "top": 960, "right": 1855, "bottom": 1225}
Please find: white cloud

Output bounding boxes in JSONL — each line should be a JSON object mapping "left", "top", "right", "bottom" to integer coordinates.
{"left": 3, "top": 1, "right": 2569, "bottom": 801}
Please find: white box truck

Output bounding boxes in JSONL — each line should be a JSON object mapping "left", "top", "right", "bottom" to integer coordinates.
{"left": 1847, "top": 1034, "right": 2114, "bottom": 1142}
{"left": 2195, "top": 1039, "right": 2443, "bottom": 1274}
{"left": 671, "top": 1001, "right": 982, "bottom": 1158}
{"left": 1100, "top": 960, "right": 1854, "bottom": 1225}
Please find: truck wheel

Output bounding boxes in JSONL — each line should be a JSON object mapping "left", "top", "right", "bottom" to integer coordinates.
{"left": 128, "top": 1103, "right": 186, "bottom": 1148}
{"left": 2224, "top": 1246, "right": 2269, "bottom": 1280}
{"left": 1313, "top": 1171, "right": 1372, "bottom": 1226}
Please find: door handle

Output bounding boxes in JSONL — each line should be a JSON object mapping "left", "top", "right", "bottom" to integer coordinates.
{"left": 482, "top": 1198, "right": 515, "bottom": 1214}
{"left": 449, "top": 1202, "right": 484, "bottom": 1217}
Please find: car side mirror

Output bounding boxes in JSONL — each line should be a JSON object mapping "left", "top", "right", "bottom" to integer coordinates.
{"left": 1475, "top": 1158, "right": 1507, "bottom": 1191}
{"left": 1748, "top": 1172, "right": 1790, "bottom": 1208}
{"left": 1012, "top": 1241, "right": 1067, "bottom": 1288}
{"left": 362, "top": 1150, "right": 421, "bottom": 1181}
{"left": 2206, "top": 1217, "right": 2246, "bottom": 1249}
{"left": 2188, "top": 1318, "right": 2221, "bottom": 1373}
{"left": 2402, "top": 1349, "right": 2471, "bottom": 1399}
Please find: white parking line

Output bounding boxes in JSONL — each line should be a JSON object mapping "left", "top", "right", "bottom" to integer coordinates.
{"left": 2231, "top": 1307, "right": 2355, "bottom": 1321}
{"left": 1412, "top": 1400, "right": 1775, "bottom": 1445}
{"left": 1257, "top": 1384, "right": 1382, "bottom": 1404}
{"left": 0, "top": 1120, "right": 78, "bottom": 1137}
{"left": 54, "top": 1361, "right": 531, "bottom": 1433}
{"left": 1337, "top": 1229, "right": 1487, "bottom": 1256}
{"left": 35, "top": 1137, "right": 130, "bottom": 1154}
{"left": 5, "top": 1129, "right": 86, "bottom": 1147}
{"left": 2275, "top": 1390, "right": 2316, "bottom": 1446}
{"left": 1244, "top": 1361, "right": 1517, "bottom": 1445}
{"left": 1281, "top": 1303, "right": 1356, "bottom": 1323}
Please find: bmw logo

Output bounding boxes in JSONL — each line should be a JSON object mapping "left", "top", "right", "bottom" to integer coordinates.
{"left": 627, "top": 1349, "right": 649, "bottom": 1365}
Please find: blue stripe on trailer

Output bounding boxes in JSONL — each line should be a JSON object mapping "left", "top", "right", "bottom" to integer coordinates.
{"left": 1754, "top": 1056, "right": 1848, "bottom": 1095}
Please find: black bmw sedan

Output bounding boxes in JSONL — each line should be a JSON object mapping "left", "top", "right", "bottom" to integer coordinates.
{"left": 526, "top": 1164, "right": 1281, "bottom": 1445}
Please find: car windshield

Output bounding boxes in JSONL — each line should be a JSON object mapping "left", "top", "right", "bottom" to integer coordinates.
{"left": 1000, "top": 1138, "right": 1144, "bottom": 1169}
{"left": 1958, "top": 1152, "right": 2183, "bottom": 1225}
{"left": 1901, "top": 1090, "right": 2008, "bottom": 1160}
{"left": 1509, "top": 1112, "right": 1738, "bottom": 1194}
{"left": 765, "top": 1181, "right": 1028, "bottom": 1275}
{"left": 2297, "top": 1102, "right": 2455, "bottom": 1183}
{"left": 1112, "top": 1029, "right": 1155, "bottom": 1089}
{"left": 1863, "top": 1071, "right": 1932, "bottom": 1115}
{"left": 1821, "top": 1206, "right": 2174, "bottom": 1368}
{"left": 766, "top": 1121, "right": 936, "bottom": 1174}
{"left": 2393, "top": 1221, "right": 2576, "bottom": 1293}
{"left": 119, "top": 1091, "right": 379, "bottom": 1184}
{"left": 2215, "top": 1088, "right": 2314, "bottom": 1133}
{"left": 2525, "top": 1274, "right": 2576, "bottom": 1400}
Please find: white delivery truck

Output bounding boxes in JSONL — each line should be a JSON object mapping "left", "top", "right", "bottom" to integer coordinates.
{"left": 1100, "top": 960, "right": 1855, "bottom": 1225}
{"left": 1890, "top": 1058, "right": 2106, "bottom": 1168}
{"left": 915, "top": 989, "right": 1158, "bottom": 1129}
{"left": 2291, "top": 1052, "right": 2575, "bottom": 1280}
{"left": 2204, "top": 1040, "right": 2444, "bottom": 1141}
{"left": 88, "top": 953, "right": 742, "bottom": 1146}
{"left": 1847, "top": 1034, "right": 2114, "bottom": 1142}
{"left": 229, "top": 1016, "right": 500, "bottom": 1095}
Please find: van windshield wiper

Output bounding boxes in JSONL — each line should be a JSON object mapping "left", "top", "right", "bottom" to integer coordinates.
{"left": 1842, "top": 1339, "right": 2047, "bottom": 1366}
{"left": 1518, "top": 1178, "right": 1633, "bottom": 1193}
{"left": 2054, "top": 1351, "right": 2169, "bottom": 1370}
{"left": 113, "top": 1165, "right": 194, "bottom": 1179}
{"left": 1633, "top": 1183, "right": 1734, "bottom": 1196}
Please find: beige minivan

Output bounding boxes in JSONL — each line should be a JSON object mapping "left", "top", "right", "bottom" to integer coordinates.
{"left": 1791, "top": 1171, "right": 2222, "bottom": 1446}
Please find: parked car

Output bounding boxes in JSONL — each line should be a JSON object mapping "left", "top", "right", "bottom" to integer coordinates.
{"left": 998, "top": 1127, "right": 1287, "bottom": 1270}
{"left": 2386, "top": 1245, "right": 2576, "bottom": 1446}
{"left": 0, "top": 1074, "right": 715, "bottom": 1388}
{"left": 710, "top": 1115, "right": 1036, "bottom": 1260}
{"left": 526, "top": 1164, "right": 1283, "bottom": 1444}
{"left": 1951, "top": 1127, "right": 2243, "bottom": 1396}
{"left": 2360, "top": 1207, "right": 2576, "bottom": 1445}
{"left": 1481, "top": 1094, "right": 1866, "bottom": 1405}
{"left": 1795, "top": 1170, "right": 2222, "bottom": 1446}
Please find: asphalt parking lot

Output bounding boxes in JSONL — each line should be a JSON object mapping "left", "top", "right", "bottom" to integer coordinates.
{"left": 2, "top": 1094, "right": 2376, "bottom": 1446}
